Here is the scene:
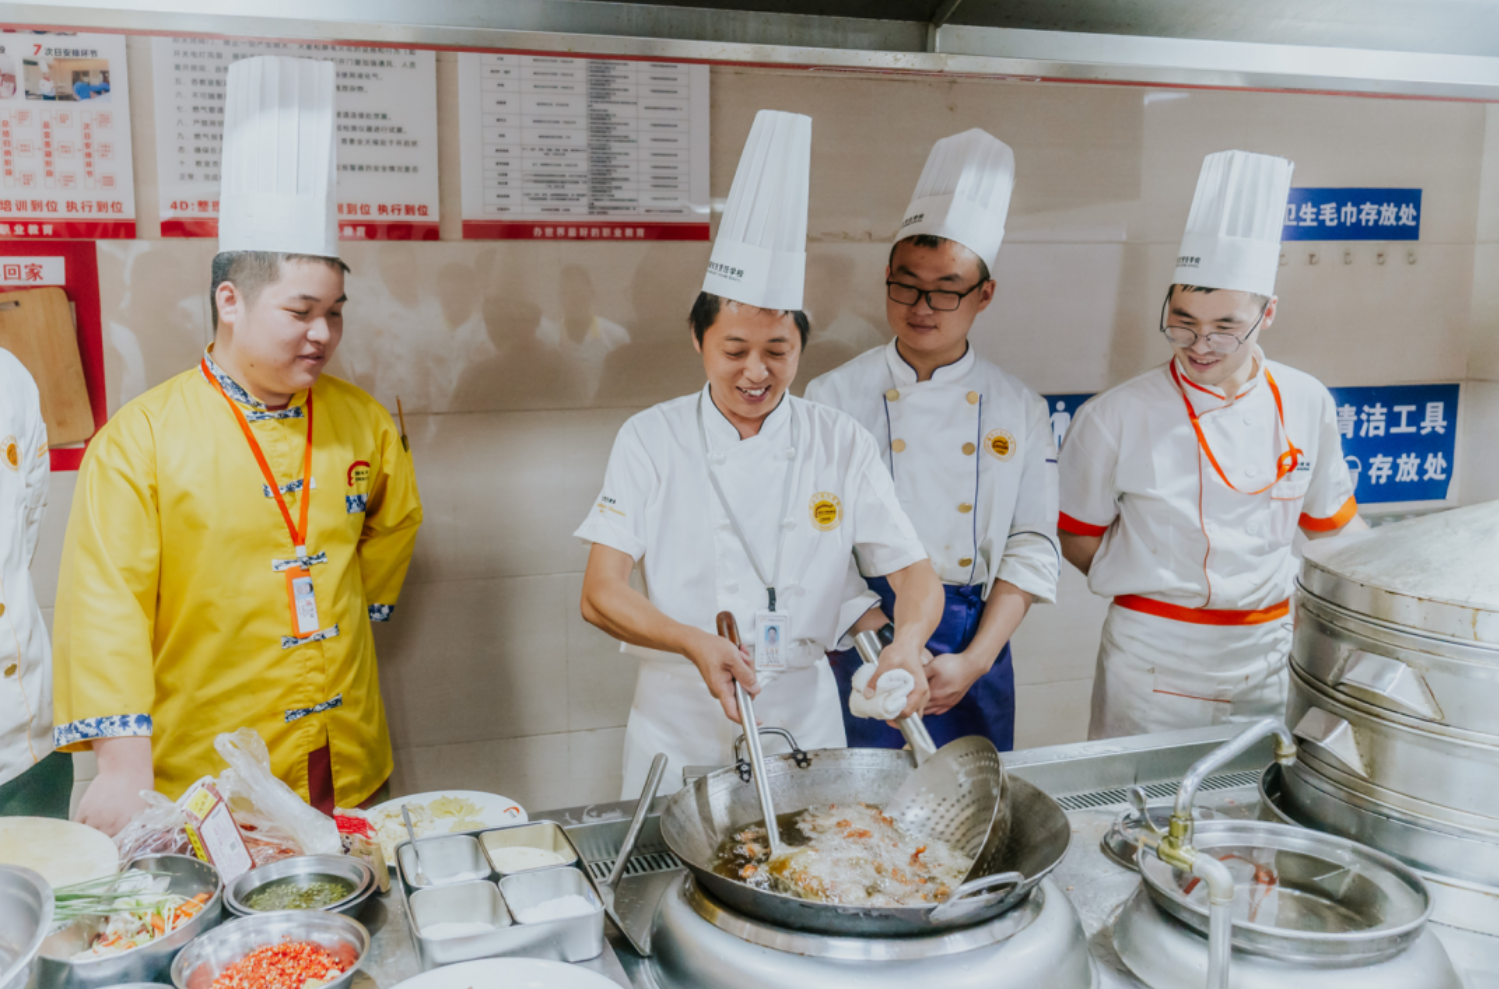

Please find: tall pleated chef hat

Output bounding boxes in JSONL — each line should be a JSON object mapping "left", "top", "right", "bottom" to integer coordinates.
{"left": 1173, "top": 150, "right": 1294, "bottom": 297}
{"left": 701, "top": 110, "right": 811, "bottom": 311}
{"left": 896, "top": 128, "right": 1016, "bottom": 270}
{"left": 218, "top": 56, "right": 339, "bottom": 258}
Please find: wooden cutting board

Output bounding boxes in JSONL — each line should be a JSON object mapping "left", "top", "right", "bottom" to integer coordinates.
{"left": 0, "top": 286, "right": 95, "bottom": 445}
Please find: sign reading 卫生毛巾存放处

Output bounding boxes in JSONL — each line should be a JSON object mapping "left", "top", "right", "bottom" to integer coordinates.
{"left": 1329, "top": 383, "right": 1458, "bottom": 506}
{"left": 1282, "top": 188, "right": 1421, "bottom": 241}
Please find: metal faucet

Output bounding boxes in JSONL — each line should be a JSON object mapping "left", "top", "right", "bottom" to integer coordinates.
{"left": 1162, "top": 717, "right": 1297, "bottom": 863}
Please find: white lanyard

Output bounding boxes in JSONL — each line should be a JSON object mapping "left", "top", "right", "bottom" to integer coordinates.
{"left": 697, "top": 390, "right": 799, "bottom": 612}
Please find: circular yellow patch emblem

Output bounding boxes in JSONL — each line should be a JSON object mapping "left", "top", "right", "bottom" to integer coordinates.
{"left": 1, "top": 436, "right": 17, "bottom": 472}
{"left": 809, "top": 492, "right": 842, "bottom": 531}
{"left": 984, "top": 428, "right": 1016, "bottom": 461}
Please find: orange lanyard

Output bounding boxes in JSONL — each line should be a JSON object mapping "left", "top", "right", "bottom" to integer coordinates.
{"left": 202, "top": 358, "right": 315, "bottom": 553}
{"left": 1170, "top": 359, "right": 1300, "bottom": 496}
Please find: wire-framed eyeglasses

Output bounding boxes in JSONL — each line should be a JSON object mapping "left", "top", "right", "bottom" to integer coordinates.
{"left": 1158, "top": 289, "right": 1269, "bottom": 354}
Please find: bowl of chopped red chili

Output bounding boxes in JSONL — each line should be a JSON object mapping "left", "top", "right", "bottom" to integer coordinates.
{"left": 168, "top": 912, "right": 367, "bottom": 989}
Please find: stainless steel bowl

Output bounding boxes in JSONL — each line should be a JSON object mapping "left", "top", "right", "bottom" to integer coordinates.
{"left": 0, "top": 865, "right": 53, "bottom": 989}
{"left": 1137, "top": 819, "right": 1432, "bottom": 964}
{"left": 224, "top": 856, "right": 374, "bottom": 918}
{"left": 33, "top": 855, "right": 223, "bottom": 989}
{"left": 169, "top": 912, "right": 368, "bottom": 989}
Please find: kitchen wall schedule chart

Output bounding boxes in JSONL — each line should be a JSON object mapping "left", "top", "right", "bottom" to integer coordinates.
{"left": 150, "top": 37, "right": 440, "bottom": 240}
{"left": 458, "top": 53, "right": 710, "bottom": 240}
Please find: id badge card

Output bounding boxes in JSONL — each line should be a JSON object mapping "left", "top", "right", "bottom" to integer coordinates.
{"left": 754, "top": 610, "right": 790, "bottom": 672}
{"left": 285, "top": 566, "right": 320, "bottom": 638}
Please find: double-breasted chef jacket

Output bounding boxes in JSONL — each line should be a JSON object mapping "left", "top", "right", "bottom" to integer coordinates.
{"left": 805, "top": 339, "right": 1060, "bottom": 750}
{"left": 0, "top": 348, "right": 51, "bottom": 789}
{"left": 1058, "top": 350, "right": 1356, "bottom": 738}
{"left": 575, "top": 385, "right": 929, "bottom": 798}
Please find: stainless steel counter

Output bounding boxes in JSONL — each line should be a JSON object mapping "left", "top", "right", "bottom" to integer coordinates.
{"left": 354, "top": 725, "right": 1499, "bottom": 989}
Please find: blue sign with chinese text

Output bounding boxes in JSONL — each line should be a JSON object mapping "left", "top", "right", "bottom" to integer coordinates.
{"left": 1328, "top": 383, "right": 1458, "bottom": 505}
{"left": 1282, "top": 188, "right": 1421, "bottom": 241}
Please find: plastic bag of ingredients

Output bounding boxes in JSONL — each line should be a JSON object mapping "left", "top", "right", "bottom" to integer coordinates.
{"left": 214, "top": 728, "right": 341, "bottom": 865}
{"left": 113, "top": 790, "right": 193, "bottom": 861}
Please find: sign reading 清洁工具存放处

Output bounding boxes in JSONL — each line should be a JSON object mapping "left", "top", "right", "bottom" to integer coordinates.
{"left": 1282, "top": 188, "right": 1421, "bottom": 241}
{"left": 1329, "top": 383, "right": 1458, "bottom": 506}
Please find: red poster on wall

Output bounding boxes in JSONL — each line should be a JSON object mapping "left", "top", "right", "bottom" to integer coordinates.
{"left": 0, "top": 239, "right": 105, "bottom": 470}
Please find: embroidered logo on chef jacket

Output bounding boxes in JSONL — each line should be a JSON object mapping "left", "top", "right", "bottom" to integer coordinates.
{"left": 809, "top": 492, "right": 842, "bottom": 531}
{"left": 983, "top": 428, "right": 1017, "bottom": 461}
{"left": 1, "top": 436, "right": 16, "bottom": 471}
{"left": 346, "top": 459, "right": 371, "bottom": 513}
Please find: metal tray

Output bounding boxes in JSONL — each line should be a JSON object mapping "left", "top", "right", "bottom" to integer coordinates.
{"left": 394, "top": 820, "right": 605, "bottom": 969}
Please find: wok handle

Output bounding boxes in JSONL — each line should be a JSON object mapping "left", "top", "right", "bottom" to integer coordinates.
{"left": 717, "top": 611, "right": 783, "bottom": 860}
{"left": 928, "top": 870, "right": 1026, "bottom": 924}
{"left": 853, "top": 630, "right": 937, "bottom": 765}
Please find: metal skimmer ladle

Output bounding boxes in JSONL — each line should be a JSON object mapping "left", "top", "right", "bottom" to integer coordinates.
{"left": 717, "top": 611, "right": 784, "bottom": 860}
{"left": 854, "top": 630, "right": 1010, "bottom": 882}
{"left": 400, "top": 804, "right": 428, "bottom": 885}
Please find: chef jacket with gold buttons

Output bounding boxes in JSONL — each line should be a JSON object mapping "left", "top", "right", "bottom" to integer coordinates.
{"left": 51, "top": 353, "right": 423, "bottom": 805}
{"left": 805, "top": 339, "right": 1060, "bottom": 603}
{"left": 0, "top": 348, "right": 51, "bottom": 788}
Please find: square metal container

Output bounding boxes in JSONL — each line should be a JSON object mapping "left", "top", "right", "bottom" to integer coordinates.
{"left": 396, "top": 834, "right": 490, "bottom": 889}
{"left": 479, "top": 822, "right": 579, "bottom": 875}
{"left": 395, "top": 820, "right": 605, "bottom": 968}
{"left": 407, "top": 881, "right": 512, "bottom": 966}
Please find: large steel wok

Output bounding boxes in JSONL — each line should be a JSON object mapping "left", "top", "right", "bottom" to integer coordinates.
{"left": 659, "top": 741, "right": 1072, "bottom": 937}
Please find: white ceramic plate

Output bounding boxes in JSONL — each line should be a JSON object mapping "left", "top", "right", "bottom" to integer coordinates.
{"left": 391, "top": 958, "right": 617, "bottom": 989}
{"left": 366, "top": 790, "right": 527, "bottom": 861}
{"left": 0, "top": 816, "right": 119, "bottom": 888}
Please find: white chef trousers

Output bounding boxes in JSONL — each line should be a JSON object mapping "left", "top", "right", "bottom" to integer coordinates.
{"left": 620, "top": 655, "right": 846, "bottom": 800}
{"left": 1087, "top": 603, "right": 1291, "bottom": 740}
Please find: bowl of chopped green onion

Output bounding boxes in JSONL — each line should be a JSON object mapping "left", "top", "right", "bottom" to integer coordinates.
{"left": 33, "top": 855, "right": 223, "bottom": 989}
{"left": 223, "top": 857, "right": 374, "bottom": 919}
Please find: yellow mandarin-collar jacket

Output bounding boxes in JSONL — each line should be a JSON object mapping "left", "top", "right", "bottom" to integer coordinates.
{"left": 52, "top": 358, "right": 422, "bottom": 805}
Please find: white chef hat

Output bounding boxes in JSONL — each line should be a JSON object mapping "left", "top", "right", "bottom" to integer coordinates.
{"left": 701, "top": 110, "right": 810, "bottom": 311}
{"left": 895, "top": 128, "right": 1016, "bottom": 270}
{"left": 219, "top": 56, "right": 339, "bottom": 258}
{"left": 1173, "top": 150, "right": 1294, "bottom": 297}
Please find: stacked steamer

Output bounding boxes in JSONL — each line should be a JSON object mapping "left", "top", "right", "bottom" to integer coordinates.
{"left": 1279, "top": 501, "right": 1499, "bottom": 932}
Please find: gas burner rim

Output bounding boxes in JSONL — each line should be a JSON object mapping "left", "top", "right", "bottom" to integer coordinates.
{"left": 681, "top": 873, "right": 1046, "bottom": 960}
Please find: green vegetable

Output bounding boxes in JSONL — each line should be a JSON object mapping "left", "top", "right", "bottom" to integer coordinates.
{"left": 243, "top": 876, "right": 354, "bottom": 912}
{"left": 52, "top": 870, "right": 176, "bottom": 925}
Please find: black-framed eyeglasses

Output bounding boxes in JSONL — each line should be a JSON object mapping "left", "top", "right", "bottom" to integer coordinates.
{"left": 886, "top": 279, "right": 985, "bottom": 312}
{"left": 1158, "top": 288, "right": 1269, "bottom": 355}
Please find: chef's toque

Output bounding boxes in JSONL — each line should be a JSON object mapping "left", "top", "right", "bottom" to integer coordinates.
{"left": 701, "top": 110, "right": 810, "bottom": 311}
{"left": 218, "top": 56, "right": 339, "bottom": 259}
{"left": 1173, "top": 150, "right": 1294, "bottom": 297}
{"left": 895, "top": 128, "right": 1015, "bottom": 270}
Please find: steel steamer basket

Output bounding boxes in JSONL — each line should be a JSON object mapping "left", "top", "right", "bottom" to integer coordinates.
{"left": 1276, "top": 501, "right": 1499, "bottom": 932}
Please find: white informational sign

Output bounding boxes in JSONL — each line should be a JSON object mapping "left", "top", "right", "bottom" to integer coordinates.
{"left": 0, "top": 255, "right": 65, "bottom": 285}
{"left": 0, "top": 32, "right": 135, "bottom": 239}
{"left": 151, "top": 38, "right": 439, "bottom": 240}
{"left": 457, "top": 53, "right": 709, "bottom": 241}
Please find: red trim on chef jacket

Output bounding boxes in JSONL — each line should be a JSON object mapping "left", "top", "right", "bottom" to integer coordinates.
{"left": 1299, "top": 495, "right": 1359, "bottom": 532}
{"left": 1058, "top": 512, "right": 1110, "bottom": 538}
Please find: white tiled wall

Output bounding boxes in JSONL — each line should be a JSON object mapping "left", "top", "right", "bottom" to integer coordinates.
{"left": 42, "top": 38, "right": 1499, "bottom": 813}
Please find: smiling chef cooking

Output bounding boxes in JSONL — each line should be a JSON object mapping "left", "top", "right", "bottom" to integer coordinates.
{"left": 1058, "top": 150, "right": 1367, "bottom": 740}
{"left": 576, "top": 110, "right": 943, "bottom": 797}
{"left": 52, "top": 56, "right": 422, "bottom": 833}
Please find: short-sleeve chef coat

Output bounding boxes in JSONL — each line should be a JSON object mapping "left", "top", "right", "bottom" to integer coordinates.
{"left": 1058, "top": 351, "right": 1356, "bottom": 611}
{"left": 805, "top": 339, "right": 1059, "bottom": 602}
{"left": 575, "top": 385, "right": 928, "bottom": 795}
{"left": 578, "top": 384, "right": 927, "bottom": 662}
{"left": 0, "top": 349, "right": 51, "bottom": 788}
{"left": 52, "top": 353, "right": 423, "bottom": 805}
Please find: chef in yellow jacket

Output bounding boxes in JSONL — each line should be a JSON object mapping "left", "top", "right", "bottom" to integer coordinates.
{"left": 52, "top": 56, "right": 422, "bottom": 834}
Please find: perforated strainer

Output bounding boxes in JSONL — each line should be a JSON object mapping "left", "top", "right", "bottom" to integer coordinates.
{"left": 854, "top": 631, "right": 1011, "bottom": 883}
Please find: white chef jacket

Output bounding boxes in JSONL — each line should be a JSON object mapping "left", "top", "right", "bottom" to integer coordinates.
{"left": 575, "top": 385, "right": 928, "bottom": 795}
{"left": 0, "top": 348, "right": 51, "bottom": 786}
{"left": 1058, "top": 350, "right": 1356, "bottom": 612}
{"left": 804, "top": 340, "right": 1059, "bottom": 602}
